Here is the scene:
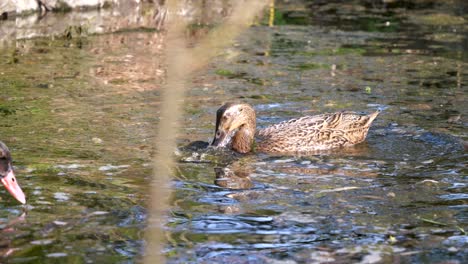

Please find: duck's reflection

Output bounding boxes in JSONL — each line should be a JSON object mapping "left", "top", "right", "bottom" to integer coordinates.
{"left": 0, "top": 212, "right": 26, "bottom": 257}
{"left": 214, "top": 164, "right": 255, "bottom": 215}
{"left": 211, "top": 144, "right": 377, "bottom": 191}
{"left": 214, "top": 164, "right": 253, "bottom": 190}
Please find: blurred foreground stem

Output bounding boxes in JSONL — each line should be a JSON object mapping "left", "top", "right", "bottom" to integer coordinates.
{"left": 145, "top": 1, "right": 268, "bottom": 263}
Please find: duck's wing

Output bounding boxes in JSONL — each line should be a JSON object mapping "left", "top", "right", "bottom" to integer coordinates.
{"left": 258, "top": 114, "right": 330, "bottom": 138}
{"left": 324, "top": 111, "right": 380, "bottom": 131}
{"left": 258, "top": 111, "right": 379, "bottom": 136}
{"left": 256, "top": 111, "right": 380, "bottom": 152}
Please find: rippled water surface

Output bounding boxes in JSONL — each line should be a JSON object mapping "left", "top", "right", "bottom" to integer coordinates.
{"left": 0, "top": 0, "right": 467, "bottom": 263}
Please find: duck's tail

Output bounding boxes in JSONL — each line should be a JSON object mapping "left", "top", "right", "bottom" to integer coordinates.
{"left": 365, "top": 110, "right": 381, "bottom": 127}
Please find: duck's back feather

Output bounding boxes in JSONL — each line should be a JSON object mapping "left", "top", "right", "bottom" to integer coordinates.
{"left": 256, "top": 111, "right": 380, "bottom": 153}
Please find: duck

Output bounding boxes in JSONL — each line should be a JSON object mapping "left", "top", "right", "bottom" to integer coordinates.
{"left": 0, "top": 142, "right": 26, "bottom": 204}
{"left": 211, "top": 102, "right": 380, "bottom": 154}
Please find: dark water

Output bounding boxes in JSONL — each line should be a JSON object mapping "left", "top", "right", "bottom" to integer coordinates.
{"left": 1, "top": 0, "right": 467, "bottom": 263}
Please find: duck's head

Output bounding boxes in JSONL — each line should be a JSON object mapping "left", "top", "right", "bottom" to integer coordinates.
{"left": 0, "top": 142, "right": 26, "bottom": 204}
{"left": 211, "top": 103, "right": 256, "bottom": 153}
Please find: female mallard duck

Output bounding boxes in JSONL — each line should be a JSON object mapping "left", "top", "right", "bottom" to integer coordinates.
{"left": 211, "top": 102, "right": 380, "bottom": 154}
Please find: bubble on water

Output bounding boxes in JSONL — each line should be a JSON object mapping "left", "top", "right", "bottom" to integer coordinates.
{"left": 87, "top": 211, "right": 110, "bottom": 217}
{"left": 31, "top": 239, "right": 54, "bottom": 245}
{"left": 55, "top": 164, "right": 85, "bottom": 169}
{"left": 92, "top": 137, "right": 103, "bottom": 144}
{"left": 47, "top": 252, "right": 68, "bottom": 258}
{"left": 98, "top": 164, "right": 130, "bottom": 171}
{"left": 54, "top": 192, "right": 70, "bottom": 201}
{"left": 53, "top": 220, "right": 68, "bottom": 226}
{"left": 273, "top": 158, "right": 296, "bottom": 163}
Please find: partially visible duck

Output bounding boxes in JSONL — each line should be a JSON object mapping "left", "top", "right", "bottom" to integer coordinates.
{"left": 211, "top": 102, "right": 380, "bottom": 154}
{"left": 0, "top": 142, "right": 26, "bottom": 204}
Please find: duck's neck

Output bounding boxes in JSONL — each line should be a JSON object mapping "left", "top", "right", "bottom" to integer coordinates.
{"left": 232, "top": 109, "right": 256, "bottom": 153}
{"left": 232, "top": 124, "right": 255, "bottom": 153}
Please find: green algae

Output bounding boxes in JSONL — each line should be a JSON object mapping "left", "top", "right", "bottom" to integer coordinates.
{"left": 292, "top": 62, "right": 329, "bottom": 71}
{"left": 215, "top": 69, "right": 238, "bottom": 78}
{"left": 413, "top": 13, "right": 465, "bottom": 26}
{"left": 295, "top": 47, "right": 366, "bottom": 57}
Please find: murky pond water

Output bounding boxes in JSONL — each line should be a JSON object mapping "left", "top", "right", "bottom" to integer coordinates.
{"left": 1, "top": 0, "right": 467, "bottom": 263}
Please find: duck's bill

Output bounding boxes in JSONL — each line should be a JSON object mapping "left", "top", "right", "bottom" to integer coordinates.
{"left": 211, "top": 130, "right": 234, "bottom": 148}
{"left": 1, "top": 171, "right": 26, "bottom": 204}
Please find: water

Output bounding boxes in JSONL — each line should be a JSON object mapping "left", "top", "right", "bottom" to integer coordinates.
{"left": 1, "top": 0, "right": 467, "bottom": 263}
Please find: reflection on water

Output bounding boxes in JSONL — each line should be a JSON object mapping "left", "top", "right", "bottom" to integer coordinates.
{"left": 0, "top": 0, "right": 467, "bottom": 263}
{"left": 214, "top": 166, "right": 254, "bottom": 189}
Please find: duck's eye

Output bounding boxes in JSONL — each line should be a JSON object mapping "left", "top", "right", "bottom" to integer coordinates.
{"left": 216, "top": 131, "right": 221, "bottom": 137}
{"left": 239, "top": 108, "right": 243, "bottom": 112}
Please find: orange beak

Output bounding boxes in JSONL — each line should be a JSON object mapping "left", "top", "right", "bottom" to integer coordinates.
{"left": 1, "top": 170, "right": 26, "bottom": 204}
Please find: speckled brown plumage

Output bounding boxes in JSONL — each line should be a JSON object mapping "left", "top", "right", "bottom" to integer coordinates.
{"left": 211, "top": 103, "right": 380, "bottom": 154}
